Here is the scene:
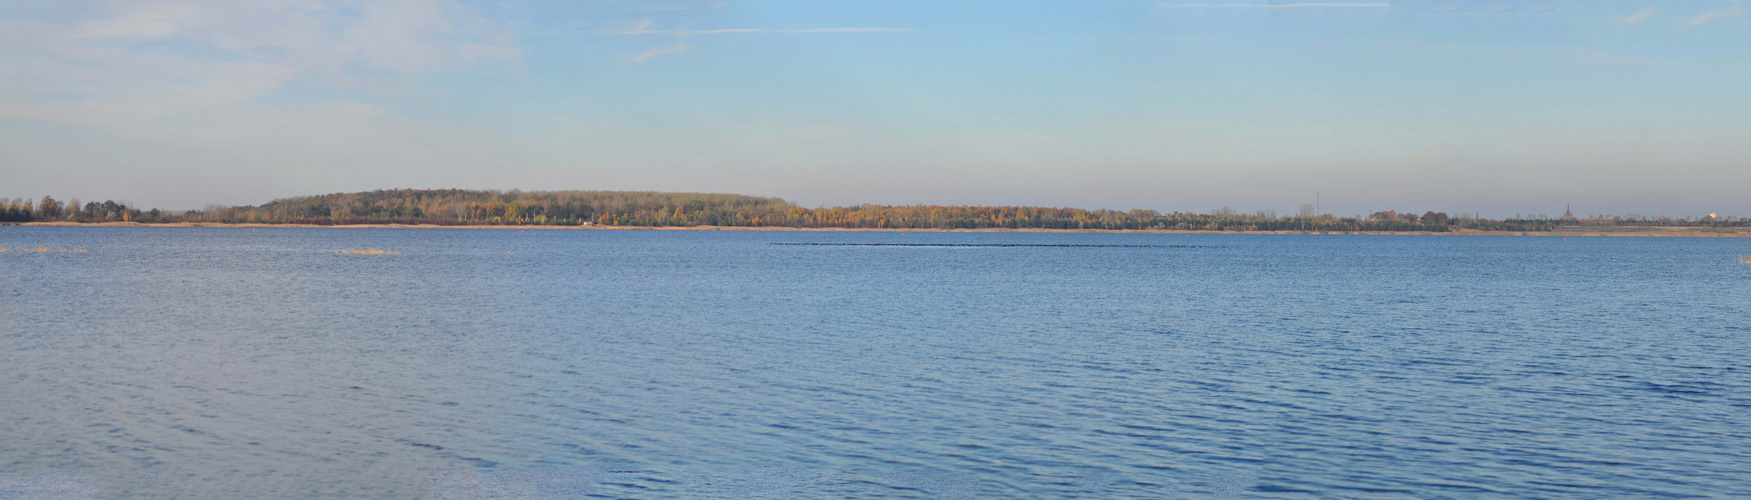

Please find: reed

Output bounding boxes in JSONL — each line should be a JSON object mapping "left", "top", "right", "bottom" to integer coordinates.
{"left": 0, "top": 246, "right": 88, "bottom": 253}
{"left": 336, "top": 248, "right": 398, "bottom": 256}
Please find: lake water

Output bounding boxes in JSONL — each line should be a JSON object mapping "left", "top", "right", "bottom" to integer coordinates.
{"left": 2, "top": 227, "right": 1748, "bottom": 499}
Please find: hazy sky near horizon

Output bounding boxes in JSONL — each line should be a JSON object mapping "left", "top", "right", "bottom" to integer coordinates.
{"left": 2, "top": 0, "right": 1748, "bottom": 217}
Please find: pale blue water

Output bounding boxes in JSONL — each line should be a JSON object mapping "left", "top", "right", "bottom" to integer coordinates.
{"left": 1, "top": 227, "right": 1748, "bottom": 499}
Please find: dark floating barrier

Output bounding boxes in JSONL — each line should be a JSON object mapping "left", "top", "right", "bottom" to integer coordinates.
{"left": 772, "top": 243, "right": 1212, "bottom": 248}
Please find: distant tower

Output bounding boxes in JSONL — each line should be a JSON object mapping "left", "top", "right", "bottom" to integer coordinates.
{"left": 1561, "top": 204, "right": 1577, "bottom": 222}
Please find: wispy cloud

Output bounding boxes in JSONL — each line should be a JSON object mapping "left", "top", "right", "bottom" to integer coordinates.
{"left": 2, "top": 1, "right": 520, "bottom": 129}
{"left": 0, "top": 0, "right": 527, "bottom": 205}
{"left": 1157, "top": 2, "right": 1387, "bottom": 7}
{"left": 1625, "top": 8, "right": 1659, "bottom": 24}
{"left": 599, "top": 19, "right": 914, "bottom": 36}
{"left": 780, "top": 28, "right": 917, "bottom": 33}
{"left": 1689, "top": 3, "right": 1745, "bottom": 25}
{"left": 1386, "top": 2, "right": 1554, "bottom": 18}
{"left": 1269, "top": 3, "right": 1389, "bottom": 7}
{"left": 1158, "top": 3, "right": 1269, "bottom": 7}
{"left": 633, "top": 40, "right": 688, "bottom": 62}
{"left": 628, "top": 2, "right": 729, "bottom": 12}
{"left": 604, "top": 19, "right": 915, "bottom": 61}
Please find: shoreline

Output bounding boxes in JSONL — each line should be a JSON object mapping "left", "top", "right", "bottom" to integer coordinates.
{"left": 12, "top": 221, "right": 1751, "bottom": 237}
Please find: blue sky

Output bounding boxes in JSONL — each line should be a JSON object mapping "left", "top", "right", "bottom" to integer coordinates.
{"left": 2, "top": 0, "right": 1748, "bottom": 217}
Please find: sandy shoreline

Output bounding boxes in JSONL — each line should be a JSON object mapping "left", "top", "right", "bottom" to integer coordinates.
{"left": 11, "top": 221, "right": 1751, "bottom": 237}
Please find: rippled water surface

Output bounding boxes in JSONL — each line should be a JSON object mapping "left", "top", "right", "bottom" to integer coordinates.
{"left": 2, "top": 227, "right": 1748, "bottom": 498}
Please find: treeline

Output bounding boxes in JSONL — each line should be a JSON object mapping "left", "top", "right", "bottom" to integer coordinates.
{"left": 240, "top": 189, "right": 794, "bottom": 226}
{"left": 3, "top": 196, "right": 160, "bottom": 223}
{"left": 4, "top": 190, "right": 1746, "bottom": 232}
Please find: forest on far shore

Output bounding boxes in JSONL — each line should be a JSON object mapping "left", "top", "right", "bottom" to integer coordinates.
{"left": 3, "top": 189, "right": 1746, "bottom": 233}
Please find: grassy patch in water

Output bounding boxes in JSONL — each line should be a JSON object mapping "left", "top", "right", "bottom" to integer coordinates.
{"left": 0, "top": 246, "right": 89, "bottom": 254}
{"left": 336, "top": 248, "right": 398, "bottom": 256}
